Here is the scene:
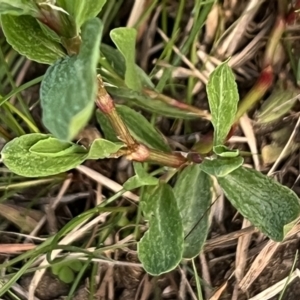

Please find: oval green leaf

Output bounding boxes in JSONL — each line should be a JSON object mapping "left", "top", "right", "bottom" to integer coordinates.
{"left": 58, "top": 266, "right": 74, "bottom": 284}
{"left": 96, "top": 105, "right": 171, "bottom": 152}
{"left": 1, "top": 14, "right": 65, "bottom": 64}
{"left": 218, "top": 167, "right": 300, "bottom": 241}
{"left": 87, "top": 138, "right": 124, "bottom": 159}
{"left": 138, "top": 183, "right": 184, "bottom": 275}
{"left": 199, "top": 156, "right": 244, "bottom": 177}
{"left": 207, "top": 62, "right": 239, "bottom": 146}
{"left": 1, "top": 134, "right": 87, "bottom": 177}
{"left": 110, "top": 28, "right": 142, "bottom": 91}
{"left": 174, "top": 165, "right": 212, "bottom": 258}
{"left": 40, "top": 18, "right": 102, "bottom": 140}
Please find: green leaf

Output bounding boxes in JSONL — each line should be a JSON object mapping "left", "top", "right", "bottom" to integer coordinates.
{"left": 57, "top": 0, "right": 106, "bottom": 29}
{"left": 174, "top": 165, "right": 212, "bottom": 258}
{"left": 1, "top": 15, "right": 65, "bottom": 64}
{"left": 218, "top": 167, "right": 300, "bottom": 241}
{"left": 123, "top": 162, "right": 159, "bottom": 190}
{"left": 199, "top": 156, "right": 244, "bottom": 177}
{"left": 0, "top": 0, "right": 39, "bottom": 16}
{"left": 58, "top": 266, "right": 74, "bottom": 284}
{"left": 68, "top": 260, "right": 83, "bottom": 272}
{"left": 1, "top": 134, "right": 87, "bottom": 177}
{"left": 110, "top": 28, "right": 142, "bottom": 91}
{"left": 51, "top": 263, "right": 63, "bottom": 276}
{"left": 40, "top": 18, "right": 102, "bottom": 140}
{"left": 87, "top": 139, "right": 124, "bottom": 159}
{"left": 100, "top": 44, "right": 154, "bottom": 88}
{"left": 96, "top": 105, "right": 171, "bottom": 152}
{"left": 138, "top": 183, "right": 184, "bottom": 275}
{"left": 213, "top": 145, "right": 239, "bottom": 157}
{"left": 106, "top": 86, "right": 198, "bottom": 120}
{"left": 207, "top": 62, "right": 239, "bottom": 146}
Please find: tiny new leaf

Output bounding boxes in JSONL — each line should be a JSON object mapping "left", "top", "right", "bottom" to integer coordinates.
{"left": 218, "top": 167, "right": 300, "bottom": 241}
{"left": 207, "top": 62, "right": 239, "bottom": 146}
{"left": 87, "top": 139, "right": 124, "bottom": 159}
{"left": 174, "top": 165, "right": 212, "bottom": 258}
{"left": 138, "top": 183, "right": 184, "bottom": 275}
{"left": 213, "top": 145, "right": 239, "bottom": 157}
{"left": 123, "top": 162, "right": 159, "bottom": 190}
{"left": 58, "top": 266, "right": 74, "bottom": 283}
{"left": 1, "top": 134, "right": 87, "bottom": 177}
{"left": 41, "top": 18, "right": 102, "bottom": 140}
{"left": 96, "top": 105, "right": 170, "bottom": 152}
{"left": 1, "top": 15, "right": 65, "bottom": 64}
{"left": 110, "top": 28, "right": 142, "bottom": 91}
{"left": 199, "top": 156, "right": 244, "bottom": 177}
{"left": 29, "top": 137, "right": 86, "bottom": 157}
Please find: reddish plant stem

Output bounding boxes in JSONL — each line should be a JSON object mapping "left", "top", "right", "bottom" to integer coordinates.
{"left": 96, "top": 76, "right": 188, "bottom": 168}
{"left": 144, "top": 89, "right": 211, "bottom": 120}
{"left": 96, "top": 76, "right": 136, "bottom": 148}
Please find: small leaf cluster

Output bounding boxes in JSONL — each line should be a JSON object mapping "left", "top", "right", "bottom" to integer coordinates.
{"left": 51, "top": 259, "right": 83, "bottom": 284}
{"left": 0, "top": 0, "right": 299, "bottom": 278}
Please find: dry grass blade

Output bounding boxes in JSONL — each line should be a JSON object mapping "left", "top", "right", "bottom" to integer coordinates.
{"left": 209, "top": 281, "right": 228, "bottom": 300}
{"left": 0, "top": 243, "right": 36, "bottom": 253}
{"left": 249, "top": 269, "right": 300, "bottom": 300}
{"left": 27, "top": 176, "right": 72, "bottom": 238}
{"left": 178, "top": 266, "right": 197, "bottom": 300}
{"left": 156, "top": 28, "right": 208, "bottom": 84}
{"left": 0, "top": 204, "right": 44, "bottom": 233}
{"left": 217, "top": 0, "right": 265, "bottom": 56}
{"left": 127, "top": 0, "right": 147, "bottom": 27}
{"left": 239, "top": 114, "right": 260, "bottom": 170}
{"left": 204, "top": 226, "right": 257, "bottom": 252}
{"left": 76, "top": 165, "right": 139, "bottom": 202}
{"left": 28, "top": 214, "right": 109, "bottom": 299}
{"left": 268, "top": 116, "right": 300, "bottom": 175}
{"left": 240, "top": 223, "right": 300, "bottom": 291}
{"left": 232, "top": 218, "right": 252, "bottom": 300}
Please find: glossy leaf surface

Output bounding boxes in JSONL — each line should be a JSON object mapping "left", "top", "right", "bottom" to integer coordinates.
{"left": 40, "top": 18, "right": 102, "bottom": 140}
{"left": 199, "top": 156, "right": 244, "bottom": 177}
{"left": 218, "top": 167, "right": 300, "bottom": 241}
{"left": 174, "top": 165, "right": 212, "bottom": 258}
{"left": 1, "top": 134, "right": 87, "bottom": 177}
{"left": 138, "top": 183, "right": 183, "bottom": 275}
{"left": 110, "top": 28, "right": 141, "bottom": 91}
{"left": 207, "top": 62, "right": 239, "bottom": 145}
{"left": 1, "top": 14, "right": 65, "bottom": 64}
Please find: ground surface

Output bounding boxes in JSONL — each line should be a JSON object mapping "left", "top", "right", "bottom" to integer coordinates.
{"left": 1, "top": 1, "right": 300, "bottom": 300}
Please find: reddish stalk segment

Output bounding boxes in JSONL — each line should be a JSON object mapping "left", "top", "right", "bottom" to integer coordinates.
{"left": 96, "top": 76, "right": 188, "bottom": 168}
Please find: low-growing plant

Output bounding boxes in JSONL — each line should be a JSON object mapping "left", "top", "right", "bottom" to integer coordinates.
{"left": 0, "top": 0, "right": 299, "bottom": 278}
{"left": 51, "top": 259, "right": 83, "bottom": 284}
